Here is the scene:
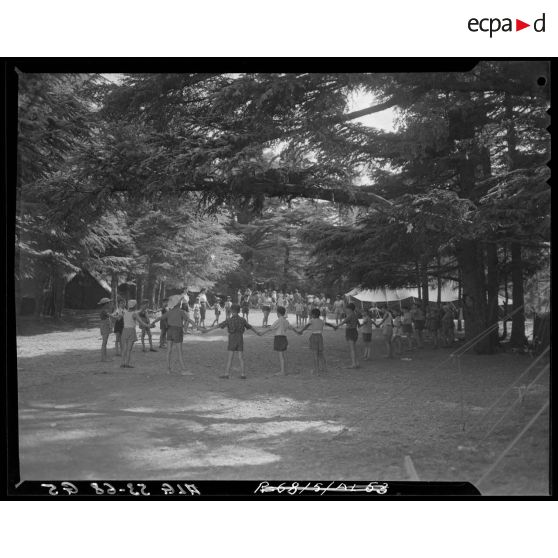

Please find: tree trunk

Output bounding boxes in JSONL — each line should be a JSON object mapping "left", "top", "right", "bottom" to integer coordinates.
{"left": 151, "top": 278, "right": 158, "bottom": 307}
{"left": 502, "top": 278, "right": 509, "bottom": 340}
{"left": 111, "top": 272, "right": 119, "bottom": 306}
{"left": 415, "top": 260, "right": 421, "bottom": 302}
{"left": 137, "top": 277, "right": 143, "bottom": 303}
{"left": 420, "top": 259, "right": 429, "bottom": 305}
{"left": 485, "top": 242, "right": 500, "bottom": 349}
{"left": 457, "top": 239, "right": 492, "bottom": 354}
{"left": 33, "top": 275, "right": 45, "bottom": 317}
{"left": 436, "top": 256, "right": 442, "bottom": 305}
{"left": 53, "top": 274, "right": 66, "bottom": 320}
{"left": 510, "top": 241, "right": 526, "bottom": 347}
{"left": 457, "top": 269, "right": 463, "bottom": 331}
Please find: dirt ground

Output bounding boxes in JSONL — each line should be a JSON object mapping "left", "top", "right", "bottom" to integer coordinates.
{"left": 16, "top": 310, "right": 549, "bottom": 495}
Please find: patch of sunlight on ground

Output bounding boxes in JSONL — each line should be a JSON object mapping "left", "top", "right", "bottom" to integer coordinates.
{"left": 19, "top": 427, "right": 112, "bottom": 446}
{"left": 207, "top": 419, "right": 344, "bottom": 440}
{"left": 20, "top": 409, "right": 103, "bottom": 420}
{"left": 128, "top": 444, "right": 281, "bottom": 469}
{"left": 184, "top": 395, "right": 309, "bottom": 419}
{"left": 26, "top": 402, "right": 85, "bottom": 409}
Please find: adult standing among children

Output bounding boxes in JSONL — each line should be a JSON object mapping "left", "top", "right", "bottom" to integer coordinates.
{"left": 120, "top": 300, "right": 151, "bottom": 369}
{"left": 160, "top": 295, "right": 197, "bottom": 375}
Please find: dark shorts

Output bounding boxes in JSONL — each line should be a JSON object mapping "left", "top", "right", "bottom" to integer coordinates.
{"left": 414, "top": 320, "right": 425, "bottom": 331}
{"left": 122, "top": 327, "right": 137, "bottom": 343}
{"left": 273, "top": 335, "right": 288, "bottom": 352}
{"left": 228, "top": 332, "right": 244, "bottom": 352}
{"left": 362, "top": 332, "right": 372, "bottom": 343}
{"left": 262, "top": 305, "right": 271, "bottom": 313}
{"left": 200, "top": 306, "right": 206, "bottom": 319}
{"left": 167, "top": 326, "right": 183, "bottom": 343}
{"left": 428, "top": 319, "right": 440, "bottom": 331}
{"left": 242, "top": 307, "right": 249, "bottom": 315}
{"left": 402, "top": 323, "right": 413, "bottom": 335}
{"left": 114, "top": 319, "right": 124, "bottom": 334}
{"left": 345, "top": 328, "right": 358, "bottom": 342}
{"left": 309, "top": 333, "right": 324, "bottom": 353}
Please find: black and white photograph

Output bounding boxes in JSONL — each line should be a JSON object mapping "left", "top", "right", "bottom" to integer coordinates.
{"left": 10, "top": 61, "right": 550, "bottom": 497}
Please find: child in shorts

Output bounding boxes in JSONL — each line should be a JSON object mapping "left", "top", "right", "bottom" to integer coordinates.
{"left": 401, "top": 306, "right": 415, "bottom": 351}
{"left": 300, "top": 301, "right": 309, "bottom": 326}
{"left": 112, "top": 298, "right": 126, "bottom": 356}
{"left": 212, "top": 298, "right": 225, "bottom": 326}
{"left": 241, "top": 294, "right": 250, "bottom": 320}
{"left": 224, "top": 296, "right": 233, "bottom": 320}
{"left": 294, "top": 300, "right": 304, "bottom": 327}
{"left": 138, "top": 300, "right": 157, "bottom": 352}
{"left": 360, "top": 309, "right": 374, "bottom": 360}
{"left": 192, "top": 298, "right": 201, "bottom": 327}
{"left": 335, "top": 302, "right": 360, "bottom": 368}
{"left": 441, "top": 306, "right": 455, "bottom": 347}
{"left": 261, "top": 306, "right": 298, "bottom": 375}
{"left": 296, "top": 308, "right": 337, "bottom": 375}
{"left": 391, "top": 309, "right": 403, "bottom": 355}
{"left": 150, "top": 298, "right": 169, "bottom": 348}
{"left": 120, "top": 300, "right": 151, "bottom": 368}
{"left": 203, "top": 303, "right": 263, "bottom": 379}
{"left": 98, "top": 297, "right": 113, "bottom": 362}
{"left": 376, "top": 306, "right": 394, "bottom": 358}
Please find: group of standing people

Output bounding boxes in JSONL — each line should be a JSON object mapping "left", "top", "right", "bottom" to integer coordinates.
{"left": 97, "top": 287, "right": 458, "bottom": 379}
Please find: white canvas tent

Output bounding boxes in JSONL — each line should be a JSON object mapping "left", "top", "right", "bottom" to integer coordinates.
{"left": 347, "top": 283, "right": 512, "bottom": 305}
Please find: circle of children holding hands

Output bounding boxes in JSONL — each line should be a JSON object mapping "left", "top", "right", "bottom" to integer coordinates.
{"left": 97, "top": 290, "right": 458, "bottom": 379}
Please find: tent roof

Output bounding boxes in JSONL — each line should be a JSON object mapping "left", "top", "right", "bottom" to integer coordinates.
{"left": 347, "top": 283, "right": 512, "bottom": 304}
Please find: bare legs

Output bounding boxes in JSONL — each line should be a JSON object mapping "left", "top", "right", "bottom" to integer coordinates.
{"left": 114, "top": 333, "right": 122, "bottom": 356}
{"left": 101, "top": 333, "right": 110, "bottom": 361}
{"left": 276, "top": 351, "right": 287, "bottom": 375}
{"left": 221, "top": 351, "right": 246, "bottom": 378}
{"left": 383, "top": 332, "right": 394, "bottom": 358}
{"left": 167, "top": 341, "right": 191, "bottom": 374}
{"left": 347, "top": 340, "right": 359, "bottom": 368}
{"left": 311, "top": 351, "right": 327, "bottom": 375}
{"left": 141, "top": 328, "right": 155, "bottom": 351}
{"left": 121, "top": 338, "right": 134, "bottom": 367}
